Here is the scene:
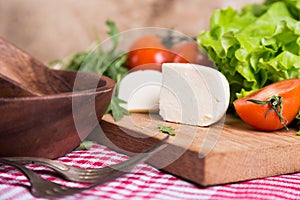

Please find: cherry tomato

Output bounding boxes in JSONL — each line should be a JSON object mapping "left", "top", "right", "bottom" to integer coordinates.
{"left": 126, "top": 35, "right": 175, "bottom": 71}
{"left": 172, "top": 41, "right": 213, "bottom": 66}
{"left": 126, "top": 35, "right": 214, "bottom": 71}
{"left": 233, "top": 78, "right": 300, "bottom": 131}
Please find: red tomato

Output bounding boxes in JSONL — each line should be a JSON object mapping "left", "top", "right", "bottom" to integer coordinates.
{"left": 126, "top": 35, "right": 175, "bottom": 71}
{"left": 126, "top": 35, "right": 214, "bottom": 71}
{"left": 172, "top": 41, "right": 213, "bottom": 66}
{"left": 233, "top": 79, "right": 300, "bottom": 131}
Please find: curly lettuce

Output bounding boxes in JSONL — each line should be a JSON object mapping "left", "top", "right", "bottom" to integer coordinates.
{"left": 197, "top": 0, "right": 300, "bottom": 104}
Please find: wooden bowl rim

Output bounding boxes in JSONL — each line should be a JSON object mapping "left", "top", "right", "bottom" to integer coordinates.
{"left": 0, "top": 73, "right": 115, "bottom": 101}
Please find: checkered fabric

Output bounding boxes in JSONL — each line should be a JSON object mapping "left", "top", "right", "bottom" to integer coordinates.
{"left": 1, "top": 143, "right": 300, "bottom": 200}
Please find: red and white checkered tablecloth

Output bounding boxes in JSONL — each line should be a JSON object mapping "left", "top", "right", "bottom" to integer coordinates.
{"left": 1, "top": 143, "right": 300, "bottom": 200}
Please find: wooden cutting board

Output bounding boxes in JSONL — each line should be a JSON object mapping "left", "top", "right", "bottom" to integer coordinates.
{"left": 90, "top": 113, "right": 300, "bottom": 186}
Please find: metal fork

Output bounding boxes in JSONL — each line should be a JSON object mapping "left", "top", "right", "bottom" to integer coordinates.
{"left": 0, "top": 158, "right": 87, "bottom": 198}
{"left": 0, "top": 136, "right": 168, "bottom": 198}
{"left": 7, "top": 136, "right": 169, "bottom": 183}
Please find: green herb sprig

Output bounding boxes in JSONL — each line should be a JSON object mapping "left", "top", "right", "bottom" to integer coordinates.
{"left": 75, "top": 141, "right": 94, "bottom": 151}
{"left": 50, "top": 20, "right": 130, "bottom": 121}
{"left": 158, "top": 125, "right": 175, "bottom": 136}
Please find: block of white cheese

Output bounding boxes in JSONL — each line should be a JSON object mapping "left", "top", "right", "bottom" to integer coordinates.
{"left": 118, "top": 70, "right": 162, "bottom": 112}
{"left": 159, "top": 63, "right": 230, "bottom": 126}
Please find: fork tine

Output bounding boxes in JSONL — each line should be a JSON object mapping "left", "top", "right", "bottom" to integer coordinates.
{"left": 29, "top": 174, "right": 84, "bottom": 198}
{"left": 43, "top": 135, "right": 169, "bottom": 184}
{"left": 113, "top": 135, "right": 169, "bottom": 171}
{"left": 0, "top": 136, "right": 169, "bottom": 197}
{"left": 75, "top": 135, "right": 169, "bottom": 176}
{"left": 79, "top": 135, "right": 170, "bottom": 186}
{"left": 90, "top": 135, "right": 169, "bottom": 173}
{"left": 5, "top": 135, "right": 169, "bottom": 183}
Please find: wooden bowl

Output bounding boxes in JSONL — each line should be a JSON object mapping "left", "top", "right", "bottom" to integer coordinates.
{"left": 0, "top": 69, "right": 115, "bottom": 159}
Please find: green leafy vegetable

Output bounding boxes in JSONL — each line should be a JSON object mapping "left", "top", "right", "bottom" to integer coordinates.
{"left": 75, "top": 141, "right": 94, "bottom": 150}
{"left": 197, "top": 0, "right": 300, "bottom": 104}
{"left": 158, "top": 125, "right": 175, "bottom": 136}
{"left": 50, "top": 20, "right": 129, "bottom": 121}
{"left": 107, "top": 96, "right": 130, "bottom": 121}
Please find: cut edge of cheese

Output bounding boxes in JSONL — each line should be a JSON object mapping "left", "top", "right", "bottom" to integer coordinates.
{"left": 159, "top": 63, "right": 230, "bottom": 126}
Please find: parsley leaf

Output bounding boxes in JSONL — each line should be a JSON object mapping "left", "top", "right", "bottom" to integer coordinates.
{"left": 50, "top": 20, "right": 130, "bottom": 121}
{"left": 107, "top": 96, "right": 130, "bottom": 121}
{"left": 75, "top": 141, "right": 94, "bottom": 151}
{"left": 158, "top": 125, "right": 175, "bottom": 136}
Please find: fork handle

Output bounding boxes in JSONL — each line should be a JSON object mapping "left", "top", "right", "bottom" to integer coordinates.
{"left": 3, "top": 157, "right": 70, "bottom": 171}
{"left": 0, "top": 158, "right": 43, "bottom": 183}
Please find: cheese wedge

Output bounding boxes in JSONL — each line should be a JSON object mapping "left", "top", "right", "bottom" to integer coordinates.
{"left": 159, "top": 63, "right": 230, "bottom": 126}
{"left": 118, "top": 70, "right": 162, "bottom": 112}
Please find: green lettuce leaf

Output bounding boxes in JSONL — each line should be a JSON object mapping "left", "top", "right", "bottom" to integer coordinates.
{"left": 197, "top": 0, "right": 300, "bottom": 104}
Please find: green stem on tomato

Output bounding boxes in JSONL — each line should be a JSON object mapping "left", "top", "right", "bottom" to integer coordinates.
{"left": 247, "top": 95, "right": 288, "bottom": 131}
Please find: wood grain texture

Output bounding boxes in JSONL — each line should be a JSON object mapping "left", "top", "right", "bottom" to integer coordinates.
{"left": 0, "top": 74, "right": 36, "bottom": 97}
{"left": 95, "top": 113, "right": 300, "bottom": 186}
{"left": 0, "top": 70, "right": 115, "bottom": 159}
{"left": 0, "top": 37, "right": 72, "bottom": 96}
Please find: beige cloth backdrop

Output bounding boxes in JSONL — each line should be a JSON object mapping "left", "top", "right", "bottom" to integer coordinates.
{"left": 0, "top": 0, "right": 263, "bottom": 63}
